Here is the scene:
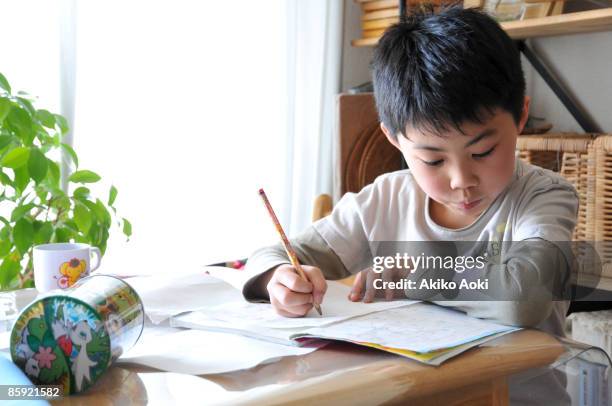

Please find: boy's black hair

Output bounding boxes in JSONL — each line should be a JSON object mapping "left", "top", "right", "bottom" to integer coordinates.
{"left": 371, "top": 6, "right": 525, "bottom": 138}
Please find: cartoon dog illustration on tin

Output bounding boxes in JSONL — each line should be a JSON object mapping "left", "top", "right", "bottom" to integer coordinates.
{"left": 69, "top": 320, "right": 97, "bottom": 391}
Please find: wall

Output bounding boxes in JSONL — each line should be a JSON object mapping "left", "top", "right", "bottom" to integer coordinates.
{"left": 340, "top": 0, "right": 374, "bottom": 92}
{"left": 525, "top": 32, "right": 612, "bottom": 133}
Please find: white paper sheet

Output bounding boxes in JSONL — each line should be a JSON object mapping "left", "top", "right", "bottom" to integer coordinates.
{"left": 204, "top": 282, "right": 418, "bottom": 329}
{"left": 170, "top": 312, "right": 305, "bottom": 346}
{"left": 125, "top": 271, "right": 242, "bottom": 324}
{"left": 133, "top": 267, "right": 417, "bottom": 329}
{"left": 118, "top": 325, "right": 322, "bottom": 375}
{"left": 298, "top": 303, "right": 518, "bottom": 353}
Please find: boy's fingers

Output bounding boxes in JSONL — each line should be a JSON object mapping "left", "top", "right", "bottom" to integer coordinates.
{"left": 283, "top": 303, "right": 313, "bottom": 317}
{"left": 270, "top": 299, "right": 305, "bottom": 318}
{"left": 382, "top": 269, "right": 395, "bottom": 300}
{"left": 349, "top": 271, "right": 365, "bottom": 301}
{"left": 270, "top": 295, "right": 312, "bottom": 317}
{"left": 275, "top": 268, "right": 313, "bottom": 293}
{"left": 364, "top": 269, "right": 379, "bottom": 303}
{"left": 302, "top": 266, "right": 327, "bottom": 305}
{"left": 269, "top": 283, "right": 313, "bottom": 306}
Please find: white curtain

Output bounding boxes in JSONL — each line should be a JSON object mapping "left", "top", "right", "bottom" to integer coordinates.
{"left": 283, "top": 0, "right": 343, "bottom": 234}
{"left": 1, "top": 0, "right": 343, "bottom": 275}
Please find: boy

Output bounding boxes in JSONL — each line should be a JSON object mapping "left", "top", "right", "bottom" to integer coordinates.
{"left": 240, "top": 7, "right": 577, "bottom": 405}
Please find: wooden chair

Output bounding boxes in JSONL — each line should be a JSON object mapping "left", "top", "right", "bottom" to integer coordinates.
{"left": 312, "top": 93, "right": 403, "bottom": 221}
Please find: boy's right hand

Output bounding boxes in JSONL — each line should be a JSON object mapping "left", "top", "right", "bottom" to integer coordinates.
{"left": 266, "top": 264, "right": 327, "bottom": 318}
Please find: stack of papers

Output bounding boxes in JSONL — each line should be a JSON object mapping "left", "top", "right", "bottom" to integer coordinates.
{"left": 125, "top": 268, "right": 519, "bottom": 368}
{"left": 169, "top": 272, "right": 519, "bottom": 366}
{"left": 117, "top": 325, "right": 324, "bottom": 375}
{"left": 171, "top": 301, "right": 518, "bottom": 366}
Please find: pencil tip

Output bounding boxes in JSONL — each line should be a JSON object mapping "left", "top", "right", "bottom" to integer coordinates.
{"left": 315, "top": 305, "right": 322, "bottom": 316}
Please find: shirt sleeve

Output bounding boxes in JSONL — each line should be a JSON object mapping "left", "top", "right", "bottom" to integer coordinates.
{"left": 513, "top": 172, "right": 579, "bottom": 262}
{"left": 431, "top": 174, "right": 579, "bottom": 328}
{"left": 313, "top": 182, "right": 380, "bottom": 273}
{"left": 239, "top": 225, "right": 351, "bottom": 302}
{"left": 431, "top": 240, "right": 571, "bottom": 327}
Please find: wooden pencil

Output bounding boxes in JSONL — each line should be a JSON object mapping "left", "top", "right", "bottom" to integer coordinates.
{"left": 258, "top": 188, "right": 323, "bottom": 316}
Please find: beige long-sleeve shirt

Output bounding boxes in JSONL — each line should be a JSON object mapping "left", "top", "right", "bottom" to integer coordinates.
{"left": 241, "top": 159, "right": 579, "bottom": 334}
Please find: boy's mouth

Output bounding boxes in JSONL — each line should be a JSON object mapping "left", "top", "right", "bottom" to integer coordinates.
{"left": 456, "top": 198, "right": 483, "bottom": 211}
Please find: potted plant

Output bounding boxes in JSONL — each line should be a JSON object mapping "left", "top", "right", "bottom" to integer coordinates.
{"left": 0, "top": 73, "right": 130, "bottom": 290}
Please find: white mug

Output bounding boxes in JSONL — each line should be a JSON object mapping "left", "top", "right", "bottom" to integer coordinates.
{"left": 33, "top": 243, "right": 102, "bottom": 293}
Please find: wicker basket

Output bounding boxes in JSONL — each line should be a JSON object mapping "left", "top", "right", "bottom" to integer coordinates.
{"left": 591, "top": 135, "right": 612, "bottom": 278}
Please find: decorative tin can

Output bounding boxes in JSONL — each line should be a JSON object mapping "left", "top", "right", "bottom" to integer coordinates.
{"left": 9, "top": 275, "right": 144, "bottom": 395}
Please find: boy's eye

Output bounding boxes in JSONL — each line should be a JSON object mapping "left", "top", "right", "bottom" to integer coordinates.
{"left": 472, "top": 145, "right": 496, "bottom": 159}
{"left": 422, "top": 159, "right": 443, "bottom": 167}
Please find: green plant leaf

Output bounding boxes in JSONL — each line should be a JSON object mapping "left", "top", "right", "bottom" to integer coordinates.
{"left": 95, "top": 199, "right": 111, "bottom": 227}
{"left": 51, "top": 195, "right": 71, "bottom": 211}
{"left": 73, "top": 202, "right": 92, "bottom": 234}
{"left": 82, "top": 199, "right": 110, "bottom": 227}
{"left": 13, "top": 218, "right": 34, "bottom": 255}
{"left": 10, "top": 203, "right": 35, "bottom": 222}
{"left": 122, "top": 218, "right": 132, "bottom": 237}
{"left": 33, "top": 221, "right": 53, "bottom": 245}
{"left": 0, "top": 73, "right": 11, "bottom": 93}
{"left": 1, "top": 147, "right": 30, "bottom": 168}
{"left": 0, "top": 98, "right": 11, "bottom": 124}
{"left": 0, "top": 134, "right": 12, "bottom": 150}
{"left": 0, "top": 253, "right": 21, "bottom": 290}
{"left": 54, "top": 114, "right": 69, "bottom": 134}
{"left": 63, "top": 219, "right": 78, "bottom": 233}
{"left": 52, "top": 226, "right": 73, "bottom": 243}
{"left": 34, "top": 185, "right": 48, "bottom": 201}
{"left": 87, "top": 222, "right": 100, "bottom": 245}
{"left": 73, "top": 186, "right": 90, "bottom": 200}
{"left": 47, "top": 159, "right": 60, "bottom": 187}
{"left": 60, "top": 143, "right": 79, "bottom": 169}
{"left": 0, "top": 170, "right": 11, "bottom": 186}
{"left": 69, "top": 170, "right": 100, "bottom": 184}
{"left": 35, "top": 109, "right": 56, "bottom": 128}
{"left": 12, "top": 166, "right": 30, "bottom": 195}
{"left": 0, "top": 239, "right": 10, "bottom": 257}
{"left": 108, "top": 185, "right": 117, "bottom": 206}
{"left": 7, "top": 107, "right": 34, "bottom": 145}
{"left": 16, "top": 97, "right": 35, "bottom": 115}
{"left": 28, "top": 148, "right": 48, "bottom": 183}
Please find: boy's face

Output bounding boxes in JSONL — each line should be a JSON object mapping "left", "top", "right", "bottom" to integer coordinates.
{"left": 382, "top": 97, "right": 530, "bottom": 228}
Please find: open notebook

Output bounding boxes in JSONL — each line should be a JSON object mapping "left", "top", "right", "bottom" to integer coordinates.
{"left": 170, "top": 271, "right": 519, "bottom": 366}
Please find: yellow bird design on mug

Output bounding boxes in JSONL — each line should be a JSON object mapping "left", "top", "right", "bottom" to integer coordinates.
{"left": 60, "top": 258, "right": 87, "bottom": 287}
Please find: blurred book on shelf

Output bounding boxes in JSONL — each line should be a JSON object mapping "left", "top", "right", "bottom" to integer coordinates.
{"left": 353, "top": 0, "right": 460, "bottom": 45}
{"left": 354, "top": 0, "right": 612, "bottom": 46}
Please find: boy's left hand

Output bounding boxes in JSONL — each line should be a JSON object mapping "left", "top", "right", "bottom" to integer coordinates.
{"left": 349, "top": 267, "right": 408, "bottom": 303}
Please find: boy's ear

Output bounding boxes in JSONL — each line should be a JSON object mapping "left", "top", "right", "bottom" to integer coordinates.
{"left": 380, "top": 123, "right": 401, "bottom": 150}
{"left": 517, "top": 96, "right": 531, "bottom": 134}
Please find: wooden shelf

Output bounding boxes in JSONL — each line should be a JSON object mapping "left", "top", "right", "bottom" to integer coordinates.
{"left": 504, "top": 8, "right": 612, "bottom": 39}
{"left": 352, "top": 8, "right": 612, "bottom": 46}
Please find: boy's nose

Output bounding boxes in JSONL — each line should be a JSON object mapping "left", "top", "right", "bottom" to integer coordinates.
{"left": 449, "top": 166, "right": 478, "bottom": 191}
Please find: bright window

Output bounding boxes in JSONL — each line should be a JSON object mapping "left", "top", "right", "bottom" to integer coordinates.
{"left": 73, "top": 2, "right": 289, "bottom": 273}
